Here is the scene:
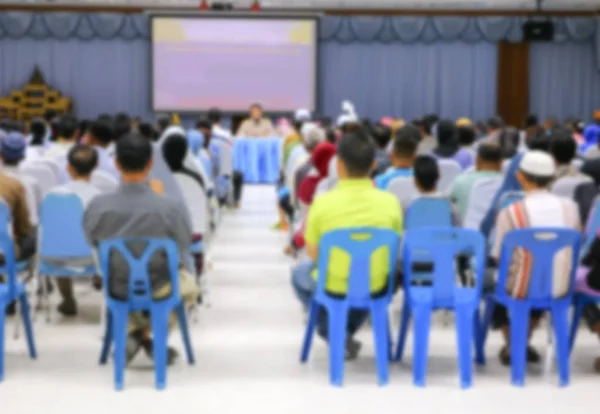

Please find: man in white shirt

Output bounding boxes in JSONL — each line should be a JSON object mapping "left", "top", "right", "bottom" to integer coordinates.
{"left": 45, "top": 114, "right": 78, "bottom": 183}
{"left": 48, "top": 145, "right": 101, "bottom": 316}
{"left": 86, "top": 117, "right": 119, "bottom": 180}
{"left": 208, "top": 108, "right": 241, "bottom": 206}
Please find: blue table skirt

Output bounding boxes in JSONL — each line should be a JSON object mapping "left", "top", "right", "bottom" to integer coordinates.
{"left": 233, "top": 137, "right": 282, "bottom": 184}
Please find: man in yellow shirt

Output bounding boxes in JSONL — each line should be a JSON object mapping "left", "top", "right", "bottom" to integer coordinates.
{"left": 291, "top": 130, "right": 403, "bottom": 360}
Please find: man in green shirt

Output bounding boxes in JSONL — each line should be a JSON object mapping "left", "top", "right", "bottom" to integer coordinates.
{"left": 449, "top": 142, "right": 503, "bottom": 220}
{"left": 291, "top": 130, "right": 402, "bottom": 360}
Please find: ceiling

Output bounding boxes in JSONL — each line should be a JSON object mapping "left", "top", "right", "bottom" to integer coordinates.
{"left": 9, "top": 0, "right": 600, "bottom": 10}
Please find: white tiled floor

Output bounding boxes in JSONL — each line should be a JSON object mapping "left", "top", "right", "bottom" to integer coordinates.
{"left": 2, "top": 185, "right": 599, "bottom": 413}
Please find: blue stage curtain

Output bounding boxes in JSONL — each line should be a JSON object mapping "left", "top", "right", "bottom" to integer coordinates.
{"left": 319, "top": 41, "right": 498, "bottom": 121}
{"left": 529, "top": 41, "right": 600, "bottom": 122}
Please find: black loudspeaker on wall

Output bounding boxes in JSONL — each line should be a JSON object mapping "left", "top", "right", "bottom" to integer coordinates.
{"left": 522, "top": 21, "right": 555, "bottom": 42}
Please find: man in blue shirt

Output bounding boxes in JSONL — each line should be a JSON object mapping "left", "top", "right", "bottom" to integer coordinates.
{"left": 375, "top": 124, "right": 419, "bottom": 190}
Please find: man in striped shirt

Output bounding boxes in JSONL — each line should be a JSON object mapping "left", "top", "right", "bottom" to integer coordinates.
{"left": 491, "top": 150, "right": 581, "bottom": 365}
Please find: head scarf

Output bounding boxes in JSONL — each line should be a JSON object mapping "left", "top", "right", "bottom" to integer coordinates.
{"left": 297, "top": 142, "right": 336, "bottom": 205}
{"left": 432, "top": 119, "right": 460, "bottom": 157}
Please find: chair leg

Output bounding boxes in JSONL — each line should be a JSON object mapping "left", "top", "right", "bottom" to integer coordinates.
{"left": 151, "top": 308, "right": 170, "bottom": 391}
{"left": 110, "top": 308, "right": 128, "bottom": 391}
{"left": 569, "top": 298, "right": 584, "bottom": 353}
{"left": 393, "top": 300, "right": 411, "bottom": 362}
{"left": 0, "top": 304, "right": 5, "bottom": 382}
{"left": 175, "top": 302, "right": 195, "bottom": 365}
{"left": 412, "top": 303, "right": 432, "bottom": 387}
{"left": 508, "top": 304, "right": 530, "bottom": 387}
{"left": 300, "top": 300, "right": 319, "bottom": 363}
{"left": 455, "top": 305, "right": 475, "bottom": 389}
{"left": 551, "top": 305, "right": 571, "bottom": 387}
{"left": 99, "top": 309, "right": 112, "bottom": 365}
{"left": 327, "top": 303, "right": 348, "bottom": 387}
{"left": 18, "top": 293, "right": 37, "bottom": 359}
{"left": 477, "top": 297, "right": 495, "bottom": 366}
{"left": 371, "top": 303, "right": 390, "bottom": 386}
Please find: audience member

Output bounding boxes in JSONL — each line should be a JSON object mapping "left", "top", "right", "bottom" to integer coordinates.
{"left": 26, "top": 118, "right": 47, "bottom": 162}
{"left": 283, "top": 109, "right": 311, "bottom": 168}
{"left": 162, "top": 131, "right": 205, "bottom": 191}
{"left": 49, "top": 145, "right": 101, "bottom": 316}
{"left": 156, "top": 115, "right": 170, "bottom": 137}
{"left": 236, "top": 103, "right": 275, "bottom": 137}
{"left": 544, "top": 116, "right": 558, "bottom": 134}
{"left": 371, "top": 123, "right": 392, "bottom": 176}
{"left": 584, "top": 110, "right": 600, "bottom": 160}
{"left": 45, "top": 114, "right": 78, "bottom": 161}
{"left": 187, "top": 120, "right": 206, "bottom": 157}
{"left": 498, "top": 127, "right": 520, "bottom": 159}
{"left": 457, "top": 125, "right": 477, "bottom": 152}
{"left": 297, "top": 142, "right": 336, "bottom": 207}
{"left": 138, "top": 122, "right": 157, "bottom": 141}
{"left": 87, "top": 117, "right": 119, "bottom": 180}
{"left": 375, "top": 125, "right": 419, "bottom": 190}
{"left": 523, "top": 114, "right": 542, "bottom": 147}
{"left": 416, "top": 114, "right": 438, "bottom": 155}
{"left": 78, "top": 119, "right": 91, "bottom": 142}
{"left": 84, "top": 133, "right": 197, "bottom": 364}
{"left": 413, "top": 155, "right": 441, "bottom": 197}
{"left": 430, "top": 119, "right": 474, "bottom": 170}
{"left": 291, "top": 130, "right": 402, "bottom": 360}
{"left": 449, "top": 143, "right": 502, "bottom": 220}
{"left": 293, "top": 125, "right": 326, "bottom": 205}
{"left": 491, "top": 150, "right": 580, "bottom": 365}
{"left": 113, "top": 113, "right": 132, "bottom": 142}
{"left": 550, "top": 129, "right": 591, "bottom": 181}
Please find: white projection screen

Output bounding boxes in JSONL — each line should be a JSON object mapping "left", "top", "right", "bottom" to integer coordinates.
{"left": 151, "top": 14, "right": 319, "bottom": 113}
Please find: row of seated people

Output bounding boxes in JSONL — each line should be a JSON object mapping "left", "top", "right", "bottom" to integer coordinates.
{"left": 282, "top": 122, "right": 600, "bottom": 370}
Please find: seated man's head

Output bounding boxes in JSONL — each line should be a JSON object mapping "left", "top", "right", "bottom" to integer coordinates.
{"left": 475, "top": 142, "right": 502, "bottom": 172}
{"left": 116, "top": 133, "right": 153, "bottom": 181}
{"left": 0, "top": 132, "right": 26, "bottom": 167}
{"left": 88, "top": 117, "right": 114, "bottom": 148}
{"left": 517, "top": 150, "right": 556, "bottom": 191}
{"left": 162, "top": 132, "right": 188, "bottom": 172}
{"left": 413, "top": 155, "right": 439, "bottom": 194}
{"left": 549, "top": 129, "right": 577, "bottom": 167}
{"left": 336, "top": 130, "right": 376, "bottom": 179}
{"left": 114, "top": 113, "right": 132, "bottom": 141}
{"left": 156, "top": 115, "right": 170, "bottom": 135}
{"left": 195, "top": 119, "right": 212, "bottom": 147}
{"left": 138, "top": 122, "right": 157, "bottom": 141}
{"left": 29, "top": 118, "right": 46, "bottom": 146}
{"left": 372, "top": 123, "right": 392, "bottom": 151}
{"left": 487, "top": 116, "right": 504, "bottom": 134}
{"left": 302, "top": 123, "right": 325, "bottom": 153}
{"left": 67, "top": 145, "right": 98, "bottom": 181}
{"left": 58, "top": 114, "right": 78, "bottom": 142}
{"left": 391, "top": 125, "right": 419, "bottom": 168}
{"left": 457, "top": 125, "right": 476, "bottom": 148}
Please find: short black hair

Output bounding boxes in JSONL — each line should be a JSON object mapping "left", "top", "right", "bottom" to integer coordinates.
{"left": 422, "top": 114, "right": 439, "bottom": 135}
{"left": 393, "top": 125, "right": 419, "bottom": 157}
{"left": 30, "top": 118, "right": 46, "bottom": 146}
{"left": 550, "top": 129, "right": 577, "bottom": 165}
{"left": 89, "top": 118, "right": 114, "bottom": 145}
{"left": 372, "top": 123, "right": 392, "bottom": 150}
{"left": 413, "top": 155, "right": 439, "bottom": 192}
{"left": 337, "top": 130, "right": 375, "bottom": 177}
{"left": 43, "top": 109, "right": 57, "bottom": 123}
{"left": 196, "top": 118, "right": 212, "bottom": 130}
{"left": 67, "top": 145, "right": 98, "bottom": 176}
{"left": 527, "top": 134, "right": 551, "bottom": 152}
{"left": 138, "top": 122, "right": 156, "bottom": 141}
{"left": 114, "top": 113, "right": 131, "bottom": 140}
{"left": 207, "top": 108, "right": 222, "bottom": 125}
{"left": 487, "top": 116, "right": 505, "bottom": 130}
{"left": 457, "top": 126, "right": 476, "bottom": 146}
{"left": 116, "top": 133, "right": 153, "bottom": 173}
{"left": 156, "top": 115, "right": 170, "bottom": 133}
{"left": 58, "top": 114, "right": 78, "bottom": 140}
{"left": 525, "top": 114, "right": 538, "bottom": 128}
{"left": 477, "top": 142, "right": 502, "bottom": 163}
{"left": 325, "top": 128, "right": 336, "bottom": 144}
{"left": 78, "top": 119, "right": 91, "bottom": 138}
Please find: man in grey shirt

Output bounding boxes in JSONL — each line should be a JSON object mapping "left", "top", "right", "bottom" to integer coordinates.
{"left": 84, "top": 133, "right": 197, "bottom": 364}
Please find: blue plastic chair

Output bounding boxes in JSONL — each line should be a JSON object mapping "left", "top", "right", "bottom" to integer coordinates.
{"left": 0, "top": 232, "right": 37, "bottom": 382}
{"left": 299, "top": 228, "right": 399, "bottom": 386}
{"left": 0, "top": 201, "right": 31, "bottom": 274}
{"left": 36, "top": 194, "right": 98, "bottom": 319}
{"left": 98, "top": 238, "right": 195, "bottom": 391}
{"left": 478, "top": 228, "right": 581, "bottom": 387}
{"left": 393, "top": 228, "right": 485, "bottom": 388}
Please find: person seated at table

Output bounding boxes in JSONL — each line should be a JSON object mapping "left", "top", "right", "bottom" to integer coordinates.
{"left": 490, "top": 150, "right": 580, "bottom": 366}
{"left": 291, "top": 130, "right": 402, "bottom": 360}
{"left": 49, "top": 145, "right": 101, "bottom": 316}
{"left": 375, "top": 125, "right": 419, "bottom": 191}
{"left": 429, "top": 119, "right": 474, "bottom": 170}
{"left": 84, "top": 133, "right": 198, "bottom": 365}
{"left": 236, "top": 103, "right": 275, "bottom": 138}
{"left": 449, "top": 142, "right": 503, "bottom": 221}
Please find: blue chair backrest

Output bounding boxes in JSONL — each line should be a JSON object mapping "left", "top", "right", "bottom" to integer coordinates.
{"left": 98, "top": 238, "right": 180, "bottom": 305}
{"left": 402, "top": 228, "right": 486, "bottom": 303}
{"left": 0, "top": 232, "right": 17, "bottom": 298}
{"left": 405, "top": 197, "right": 453, "bottom": 231}
{"left": 496, "top": 228, "right": 581, "bottom": 301}
{"left": 39, "top": 193, "right": 92, "bottom": 258}
{"left": 316, "top": 228, "right": 400, "bottom": 302}
{"left": 0, "top": 200, "right": 10, "bottom": 234}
